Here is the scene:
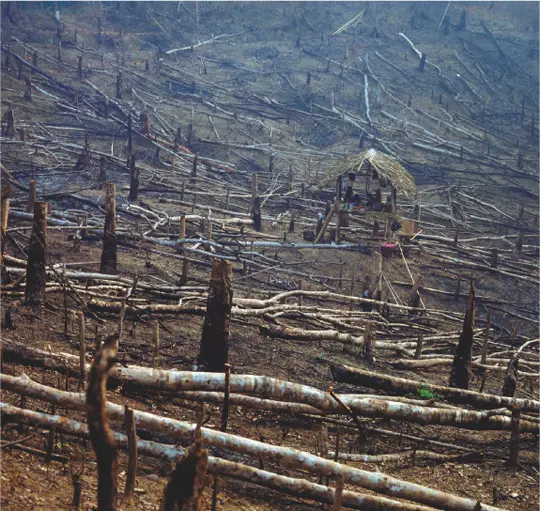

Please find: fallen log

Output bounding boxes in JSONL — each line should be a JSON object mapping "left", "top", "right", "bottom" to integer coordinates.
{"left": 259, "top": 325, "right": 415, "bottom": 355}
{"left": 0, "top": 402, "right": 440, "bottom": 511}
{"left": 330, "top": 364, "right": 540, "bottom": 412}
{"left": 0, "top": 390, "right": 501, "bottom": 510}
{"left": 1, "top": 367, "right": 536, "bottom": 433}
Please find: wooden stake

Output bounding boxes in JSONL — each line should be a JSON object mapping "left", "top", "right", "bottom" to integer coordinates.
{"left": 25, "top": 201, "right": 48, "bottom": 306}
{"left": 100, "top": 183, "right": 117, "bottom": 275}
{"left": 199, "top": 259, "right": 233, "bottom": 371}
{"left": 123, "top": 406, "right": 137, "bottom": 503}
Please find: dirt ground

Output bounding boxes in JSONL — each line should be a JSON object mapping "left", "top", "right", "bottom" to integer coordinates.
{"left": 1, "top": 2, "right": 539, "bottom": 510}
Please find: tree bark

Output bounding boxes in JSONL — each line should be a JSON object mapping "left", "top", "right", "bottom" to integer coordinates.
{"left": 199, "top": 259, "right": 233, "bottom": 371}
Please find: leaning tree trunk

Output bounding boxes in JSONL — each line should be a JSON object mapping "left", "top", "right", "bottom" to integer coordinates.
{"left": 449, "top": 282, "right": 475, "bottom": 389}
{"left": 100, "top": 182, "right": 117, "bottom": 275}
{"left": 199, "top": 259, "right": 233, "bottom": 371}
{"left": 25, "top": 201, "right": 48, "bottom": 306}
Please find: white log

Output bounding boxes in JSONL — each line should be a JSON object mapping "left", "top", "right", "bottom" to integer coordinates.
{"left": 0, "top": 402, "right": 440, "bottom": 511}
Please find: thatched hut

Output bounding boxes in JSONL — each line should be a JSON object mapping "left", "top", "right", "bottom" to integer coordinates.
{"left": 317, "top": 149, "right": 416, "bottom": 212}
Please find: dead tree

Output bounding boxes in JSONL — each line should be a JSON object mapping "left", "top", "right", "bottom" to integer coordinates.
{"left": 25, "top": 179, "right": 36, "bottom": 214}
{"left": 199, "top": 259, "right": 233, "bottom": 371}
{"left": 116, "top": 72, "right": 122, "bottom": 99}
{"left": 23, "top": 75, "right": 32, "bottom": 101}
{"left": 100, "top": 183, "right": 117, "bottom": 275}
{"left": 449, "top": 282, "right": 475, "bottom": 389}
{"left": 1, "top": 109, "right": 15, "bottom": 138}
{"left": 98, "top": 156, "right": 107, "bottom": 182}
{"left": 128, "top": 156, "right": 139, "bottom": 202}
{"left": 419, "top": 53, "right": 426, "bottom": 72}
{"left": 502, "top": 354, "right": 519, "bottom": 397}
{"left": 25, "top": 202, "right": 48, "bottom": 306}
{"left": 251, "top": 195, "right": 262, "bottom": 232}
{"left": 127, "top": 114, "right": 133, "bottom": 155}
{"left": 87, "top": 323, "right": 123, "bottom": 511}
{"left": 162, "top": 433, "right": 208, "bottom": 511}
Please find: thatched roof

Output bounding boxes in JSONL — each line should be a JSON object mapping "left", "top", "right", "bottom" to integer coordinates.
{"left": 318, "top": 149, "right": 416, "bottom": 199}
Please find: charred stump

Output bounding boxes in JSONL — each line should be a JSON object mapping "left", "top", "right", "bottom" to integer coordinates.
{"left": 502, "top": 354, "right": 519, "bottom": 397}
{"left": 199, "top": 259, "right": 233, "bottom": 372}
{"left": 162, "top": 433, "right": 208, "bottom": 511}
{"left": 449, "top": 282, "right": 475, "bottom": 389}
{"left": 25, "top": 201, "right": 48, "bottom": 306}
{"left": 251, "top": 195, "right": 262, "bottom": 232}
{"left": 100, "top": 183, "right": 117, "bottom": 275}
{"left": 128, "top": 156, "right": 139, "bottom": 202}
{"left": 1, "top": 109, "right": 15, "bottom": 138}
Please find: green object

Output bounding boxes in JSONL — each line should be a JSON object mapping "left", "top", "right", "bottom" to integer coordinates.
{"left": 417, "top": 386, "right": 440, "bottom": 400}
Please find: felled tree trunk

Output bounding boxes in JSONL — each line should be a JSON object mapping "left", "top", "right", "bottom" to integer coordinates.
{"left": 25, "top": 201, "right": 48, "bottom": 306}
{"left": 100, "top": 183, "right": 117, "bottom": 275}
{"left": 0, "top": 402, "right": 462, "bottom": 511}
{"left": 0, "top": 400, "right": 503, "bottom": 511}
{"left": 199, "top": 259, "right": 233, "bottom": 371}
{"left": 330, "top": 363, "right": 539, "bottom": 412}
{"left": 449, "top": 283, "right": 475, "bottom": 389}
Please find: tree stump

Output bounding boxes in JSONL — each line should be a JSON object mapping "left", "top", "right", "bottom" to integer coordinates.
{"left": 199, "top": 259, "right": 233, "bottom": 371}
{"left": 25, "top": 201, "right": 48, "bottom": 306}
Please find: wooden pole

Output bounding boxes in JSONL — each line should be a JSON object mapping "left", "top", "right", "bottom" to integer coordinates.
{"left": 25, "top": 201, "right": 48, "bottom": 306}
{"left": 123, "top": 406, "right": 137, "bottom": 503}
{"left": 100, "top": 183, "right": 117, "bottom": 275}
{"left": 199, "top": 259, "right": 233, "bottom": 371}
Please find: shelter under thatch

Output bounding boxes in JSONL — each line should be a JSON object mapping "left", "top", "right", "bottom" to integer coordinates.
{"left": 318, "top": 149, "right": 416, "bottom": 200}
